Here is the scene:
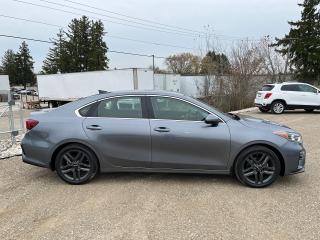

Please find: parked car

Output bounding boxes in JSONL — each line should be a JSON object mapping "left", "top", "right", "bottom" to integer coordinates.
{"left": 22, "top": 91, "right": 305, "bottom": 187}
{"left": 255, "top": 82, "right": 320, "bottom": 114}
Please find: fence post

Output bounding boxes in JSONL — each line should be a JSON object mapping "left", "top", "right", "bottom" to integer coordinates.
{"left": 7, "top": 103, "right": 16, "bottom": 144}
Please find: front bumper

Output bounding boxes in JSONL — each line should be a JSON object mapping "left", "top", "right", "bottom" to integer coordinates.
{"left": 282, "top": 143, "right": 306, "bottom": 175}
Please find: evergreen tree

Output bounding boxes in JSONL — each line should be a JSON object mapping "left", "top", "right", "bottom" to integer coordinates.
{"left": 42, "top": 16, "right": 109, "bottom": 74}
{"left": 88, "top": 20, "right": 109, "bottom": 70}
{"left": 1, "top": 49, "right": 18, "bottom": 85}
{"left": 273, "top": 0, "right": 320, "bottom": 84}
{"left": 42, "top": 29, "right": 71, "bottom": 74}
{"left": 15, "top": 41, "right": 35, "bottom": 88}
{"left": 201, "top": 51, "right": 230, "bottom": 75}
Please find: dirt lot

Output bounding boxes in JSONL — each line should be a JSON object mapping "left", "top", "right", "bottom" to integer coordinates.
{"left": 0, "top": 109, "right": 319, "bottom": 240}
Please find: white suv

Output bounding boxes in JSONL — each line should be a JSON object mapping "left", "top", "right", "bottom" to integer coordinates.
{"left": 254, "top": 82, "right": 320, "bottom": 114}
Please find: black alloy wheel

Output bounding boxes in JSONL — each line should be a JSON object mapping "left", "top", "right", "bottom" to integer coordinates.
{"left": 235, "top": 146, "right": 281, "bottom": 188}
{"left": 55, "top": 144, "right": 98, "bottom": 184}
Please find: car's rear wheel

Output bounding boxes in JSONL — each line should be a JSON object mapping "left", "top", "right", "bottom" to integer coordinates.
{"left": 234, "top": 146, "right": 281, "bottom": 188}
{"left": 258, "top": 107, "right": 270, "bottom": 113}
{"left": 55, "top": 144, "right": 99, "bottom": 184}
{"left": 271, "top": 101, "right": 285, "bottom": 114}
{"left": 304, "top": 109, "right": 314, "bottom": 113}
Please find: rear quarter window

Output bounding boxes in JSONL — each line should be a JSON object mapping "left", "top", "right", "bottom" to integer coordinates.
{"left": 260, "top": 85, "right": 274, "bottom": 91}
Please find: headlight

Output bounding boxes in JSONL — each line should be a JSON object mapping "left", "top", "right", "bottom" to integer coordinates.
{"left": 273, "top": 131, "right": 302, "bottom": 144}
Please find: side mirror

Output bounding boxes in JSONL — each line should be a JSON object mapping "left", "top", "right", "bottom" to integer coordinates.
{"left": 204, "top": 114, "right": 221, "bottom": 126}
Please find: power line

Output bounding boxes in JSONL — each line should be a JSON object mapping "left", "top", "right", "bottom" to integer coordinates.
{"left": 0, "top": 14, "right": 195, "bottom": 50}
{"left": 11, "top": 0, "right": 201, "bottom": 38}
{"left": 0, "top": 14, "right": 62, "bottom": 28}
{"left": 61, "top": 0, "right": 204, "bottom": 34}
{"left": 107, "top": 35, "right": 194, "bottom": 50}
{"left": 0, "top": 33, "right": 166, "bottom": 58}
{"left": 38, "top": 0, "right": 197, "bottom": 36}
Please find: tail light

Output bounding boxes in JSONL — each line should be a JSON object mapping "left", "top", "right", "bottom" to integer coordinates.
{"left": 264, "top": 92, "right": 272, "bottom": 99}
{"left": 26, "top": 119, "right": 39, "bottom": 130}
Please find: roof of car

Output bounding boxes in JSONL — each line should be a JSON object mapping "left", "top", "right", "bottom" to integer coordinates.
{"left": 98, "top": 90, "right": 185, "bottom": 97}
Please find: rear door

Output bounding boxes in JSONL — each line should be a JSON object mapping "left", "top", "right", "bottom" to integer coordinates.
{"left": 82, "top": 96, "right": 151, "bottom": 168}
{"left": 148, "top": 96, "right": 230, "bottom": 170}
{"left": 280, "top": 84, "right": 304, "bottom": 105}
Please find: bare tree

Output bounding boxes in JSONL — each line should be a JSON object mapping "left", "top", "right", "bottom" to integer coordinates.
{"left": 258, "top": 36, "right": 286, "bottom": 82}
{"left": 165, "top": 53, "right": 201, "bottom": 75}
{"left": 227, "top": 40, "right": 266, "bottom": 110}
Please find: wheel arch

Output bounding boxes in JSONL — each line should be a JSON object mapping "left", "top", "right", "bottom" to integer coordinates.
{"left": 271, "top": 99, "right": 287, "bottom": 106}
{"left": 232, "top": 143, "right": 286, "bottom": 176}
{"left": 50, "top": 140, "right": 101, "bottom": 171}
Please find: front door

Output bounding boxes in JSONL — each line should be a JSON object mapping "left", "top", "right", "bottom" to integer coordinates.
{"left": 82, "top": 96, "right": 151, "bottom": 168}
{"left": 149, "top": 96, "right": 230, "bottom": 170}
{"left": 297, "top": 84, "right": 320, "bottom": 106}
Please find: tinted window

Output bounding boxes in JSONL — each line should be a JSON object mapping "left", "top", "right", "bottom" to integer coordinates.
{"left": 151, "top": 97, "right": 209, "bottom": 121}
{"left": 78, "top": 97, "right": 143, "bottom": 118}
{"left": 260, "top": 85, "right": 274, "bottom": 91}
{"left": 298, "top": 84, "right": 318, "bottom": 93}
{"left": 281, "top": 84, "right": 300, "bottom": 91}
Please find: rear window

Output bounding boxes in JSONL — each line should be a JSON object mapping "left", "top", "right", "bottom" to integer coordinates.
{"left": 78, "top": 96, "right": 143, "bottom": 118}
{"left": 260, "top": 85, "right": 274, "bottom": 91}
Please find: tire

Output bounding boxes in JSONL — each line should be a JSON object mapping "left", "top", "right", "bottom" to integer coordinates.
{"left": 304, "top": 109, "right": 314, "bottom": 113}
{"left": 55, "top": 144, "right": 99, "bottom": 185}
{"left": 234, "top": 146, "right": 281, "bottom": 188}
{"left": 271, "top": 101, "right": 285, "bottom": 114}
{"left": 258, "top": 107, "right": 270, "bottom": 113}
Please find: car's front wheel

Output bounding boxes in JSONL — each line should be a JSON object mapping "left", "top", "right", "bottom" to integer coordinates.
{"left": 234, "top": 146, "right": 281, "bottom": 188}
{"left": 271, "top": 101, "right": 285, "bottom": 114}
{"left": 55, "top": 144, "right": 99, "bottom": 184}
{"left": 304, "top": 109, "right": 314, "bottom": 113}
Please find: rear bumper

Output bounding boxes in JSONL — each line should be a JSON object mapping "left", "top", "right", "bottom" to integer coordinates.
{"left": 21, "top": 133, "right": 52, "bottom": 169}
{"left": 254, "top": 99, "right": 271, "bottom": 108}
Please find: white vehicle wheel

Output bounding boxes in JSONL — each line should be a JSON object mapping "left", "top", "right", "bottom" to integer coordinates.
{"left": 271, "top": 101, "right": 285, "bottom": 114}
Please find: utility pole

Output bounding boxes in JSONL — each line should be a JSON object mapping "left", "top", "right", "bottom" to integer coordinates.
{"left": 152, "top": 54, "right": 155, "bottom": 89}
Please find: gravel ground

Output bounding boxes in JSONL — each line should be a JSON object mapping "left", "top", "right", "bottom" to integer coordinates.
{"left": 0, "top": 109, "right": 319, "bottom": 240}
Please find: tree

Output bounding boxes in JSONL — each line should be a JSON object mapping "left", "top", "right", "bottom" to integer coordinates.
{"left": 1, "top": 49, "right": 18, "bottom": 85}
{"left": 88, "top": 20, "right": 109, "bottom": 70}
{"left": 200, "top": 51, "right": 230, "bottom": 75}
{"left": 42, "top": 29, "right": 71, "bottom": 74}
{"left": 273, "top": 0, "right": 320, "bottom": 84}
{"left": 15, "top": 42, "right": 35, "bottom": 88}
{"left": 259, "top": 37, "right": 286, "bottom": 82}
{"left": 165, "top": 53, "right": 201, "bottom": 75}
{"left": 42, "top": 16, "right": 109, "bottom": 74}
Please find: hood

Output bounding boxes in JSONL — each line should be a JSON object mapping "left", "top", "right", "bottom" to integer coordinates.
{"left": 238, "top": 114, "right": 293, "bottom": 132}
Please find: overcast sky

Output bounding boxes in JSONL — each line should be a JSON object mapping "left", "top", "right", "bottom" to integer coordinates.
{"left": 0, "top": 0, "right": 302, "bottom": 72}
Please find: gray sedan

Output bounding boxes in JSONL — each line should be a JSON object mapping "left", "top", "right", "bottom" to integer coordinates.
{"left": 21, "top": 91, "right": 305, "bottom": 187}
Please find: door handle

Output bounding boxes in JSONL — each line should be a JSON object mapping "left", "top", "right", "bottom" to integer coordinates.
{"left": 154, "top": 127, "right": 170, "bottom": 132}
{"left": 86, "top": 125, "right": 102, "bottom": 130}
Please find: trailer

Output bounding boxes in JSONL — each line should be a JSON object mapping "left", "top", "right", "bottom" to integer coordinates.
{"left": 37, "top": 68, "right": 154, "bottom": 107}
{"left": 0, "top": 75, "right": 10, "bottom": 102}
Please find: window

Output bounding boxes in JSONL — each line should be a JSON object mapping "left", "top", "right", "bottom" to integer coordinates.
{"left": 78, "top": 96, "right": 143, "bottom": 118}
{"left": 281, "top": 84, "right": 300, "bottom": 92}
{"left": 151, "top": 97, "right": 209, "bottom": 121}
{"left": 260, "top": 85, "right": 274, "bottom": 91}
{"left": 298, "top": 84, "right": 318, "bottom": 93}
